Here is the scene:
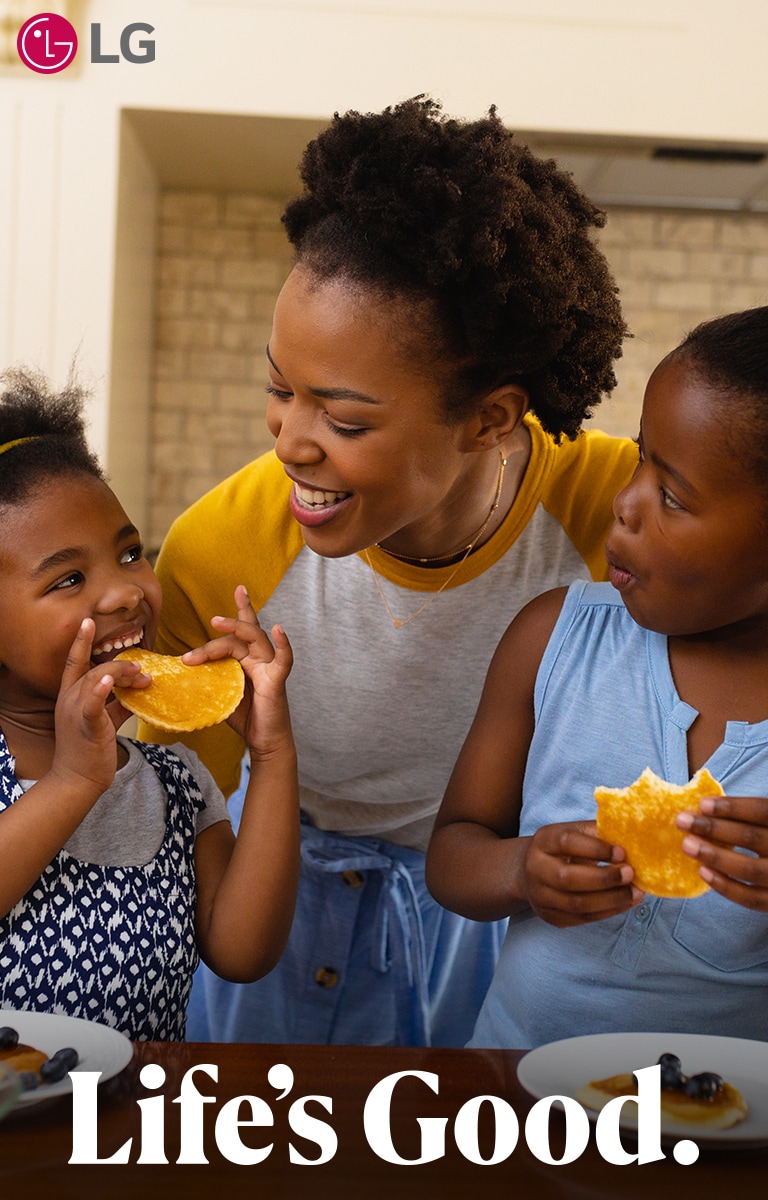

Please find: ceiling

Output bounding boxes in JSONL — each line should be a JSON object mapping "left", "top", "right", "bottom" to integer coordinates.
{"left": 125, "top": 108, "right": 768, "bottom": 212}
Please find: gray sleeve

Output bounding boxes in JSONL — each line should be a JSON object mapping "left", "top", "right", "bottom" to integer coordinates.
{"left": 169, "top": 742, "right": 232, "bottom": 837}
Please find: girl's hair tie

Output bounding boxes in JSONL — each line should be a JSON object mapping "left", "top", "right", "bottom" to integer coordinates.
{"left": 0, "top": 436, "right": 39, "bottom": 456}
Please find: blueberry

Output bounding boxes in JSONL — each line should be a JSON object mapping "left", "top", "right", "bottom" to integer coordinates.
{"left": 39, "top": 1047, "right": 79, "bottom": 1083}
{"left": 685, "top": 1072, "right": 724, "bottom": 1101}
{"left": 657, "top": 1052, "right": 685, "bottom": 1091}
{"left": 0, "top": 1027, "right": 18, "bottom": 1050}
{"left": 17, "top": 1071, "right": 38, "bottom": 1092}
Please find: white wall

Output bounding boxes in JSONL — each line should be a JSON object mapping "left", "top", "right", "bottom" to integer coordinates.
{"left": 2, "top": 0, "right": 768, "bottom": 471}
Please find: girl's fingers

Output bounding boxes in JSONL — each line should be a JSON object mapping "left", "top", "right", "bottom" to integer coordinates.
{"left": 181, "top": 590, "right": 289, "bottom": 671}
{"left": 681, "top": 835, "right": 768, "bottom": 886}
{"left": 59, "top": 618, "right": 96, "bottom": 691}
{"left": 182, "top": 633, "right": 247, "bottom": 664}
{"left": 698, "top": 865, "right": 768, "bottom": 912}
{"left": 268, "top": 624, "right": 293, "bottom": 676}
{"left": 234, "top": 583, "right": 257, "bottom": 622}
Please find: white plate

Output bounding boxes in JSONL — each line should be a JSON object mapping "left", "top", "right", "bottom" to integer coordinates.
{"left": 517, "top": 1031, "right": 768, "bottom": 1148}
{"left": 0, "top": 1009, "right": 133, "bottom": 1108}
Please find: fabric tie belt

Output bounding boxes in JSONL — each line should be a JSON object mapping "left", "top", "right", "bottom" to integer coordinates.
{"left": 299, "top": 823, "right": 431, "bottom": 1044}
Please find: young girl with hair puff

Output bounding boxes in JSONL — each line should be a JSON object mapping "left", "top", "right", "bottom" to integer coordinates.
{"left": 145, "top": 96, "right": 639, "bottom": 1048}
{"left": 0, "top": 369, "right": 299, "bottom": 1041}
{"left": 428, "top": 306, "right": 768, "bottom": 1048}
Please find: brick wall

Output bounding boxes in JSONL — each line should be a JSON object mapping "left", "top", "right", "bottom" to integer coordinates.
{"left": 597, "top": 210, "right": 768, "bottom": 439}
{"left": 148, "top": 193, "right": 768, "bottom": 549}
{"left": 150, "top": 193, "right": 294, "bottom": 549}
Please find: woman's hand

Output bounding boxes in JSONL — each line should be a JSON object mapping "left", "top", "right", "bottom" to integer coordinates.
{"left": 523, "top": 819, "right": 642, "bottom": 927}
{"left": 52, "top": 618, "right": 151, "bottom": 797}
{"left": 182, "top": 585, "right": 293, "bottom": 758}
{"left": 677, "top": 796, "right": 768, "bottom": 911}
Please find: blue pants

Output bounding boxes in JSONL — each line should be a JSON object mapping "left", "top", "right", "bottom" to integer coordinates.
{"left": 186, "top": 774, "right": 506, "bottom": 1046}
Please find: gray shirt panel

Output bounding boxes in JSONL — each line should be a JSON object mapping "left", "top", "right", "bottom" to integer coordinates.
{"left": 19, "top": 739, "right": 230, "bottom": 866}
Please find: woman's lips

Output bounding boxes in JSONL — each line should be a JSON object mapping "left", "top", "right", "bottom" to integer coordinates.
{"left": 289, "top": 483, "right": 353, "bottom": 528}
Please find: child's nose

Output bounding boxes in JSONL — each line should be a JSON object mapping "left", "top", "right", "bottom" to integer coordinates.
{"left": 97, "top": 580, "right": 144, "bottom": 613}
{"left": 613, "top": 480, "right": 641, "bottom": 531}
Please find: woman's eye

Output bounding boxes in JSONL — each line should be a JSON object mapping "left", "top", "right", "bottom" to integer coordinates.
{"left": 325, "top": 417, "right": 367, "bottom": 438}
{"left": 265, "top": 383, "right": 292, "bottom": 401}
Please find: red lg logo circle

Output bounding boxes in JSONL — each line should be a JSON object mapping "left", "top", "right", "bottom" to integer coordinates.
{"left": 17, "top": 12, "right": 78, "bottom": 73}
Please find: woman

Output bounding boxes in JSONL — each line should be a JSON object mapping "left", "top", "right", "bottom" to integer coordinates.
{"left": 141, "top": 97, "right": 637, "bottom": 1046}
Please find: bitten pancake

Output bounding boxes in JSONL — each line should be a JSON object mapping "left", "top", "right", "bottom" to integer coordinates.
{"left": 594, "top": 766, "right": 724, "bottom": 898}
{"left": 113, "top": 650, "right": 244, "bottom": 733}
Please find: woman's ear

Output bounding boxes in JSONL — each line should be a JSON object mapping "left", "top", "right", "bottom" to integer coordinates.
{"left": 462, "top": 383, "right": 529, "bottom": 451}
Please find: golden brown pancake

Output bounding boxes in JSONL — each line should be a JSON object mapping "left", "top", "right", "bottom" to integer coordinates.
{"left": 595, "top": 766, "right": 724, "bottom": 898}
{"left": 0, "top": 1042, "right": 48, "bottom": 1075}
{"left": 576, "top": 1071, "right": 747, "bottom": 1130}
{"left": 113, "top": 650, "right": 244, "bottom": 733}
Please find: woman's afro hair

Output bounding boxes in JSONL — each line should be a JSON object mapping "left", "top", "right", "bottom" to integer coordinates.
{"left": 283, "top": 96, "right": 628, "bottom": 440}
{"left": 0, "top": 365, "right": 104, "bottom": 505}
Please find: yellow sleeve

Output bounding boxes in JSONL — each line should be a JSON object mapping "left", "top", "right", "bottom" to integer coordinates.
{"left": 539, "top": 425, "right": 638, "bottom": 581}
{"left": 138, "top": 451, "right": 304, "bottom": 797}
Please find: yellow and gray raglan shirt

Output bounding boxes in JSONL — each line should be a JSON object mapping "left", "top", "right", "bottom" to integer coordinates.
{"left": 142, "top": 415, "right": 638, "bottom": 851}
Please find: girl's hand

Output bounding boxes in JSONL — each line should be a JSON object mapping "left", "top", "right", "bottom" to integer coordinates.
{"left": 523, "top": 819, "right": 642, "bottom": 927}
{"left": 182, "top": 586, "right": 293, "bottom": 757}
{"left": 52, "top": 618, "right": 151, "bottom": 796}
{"left": 677, "top": 796, "right": 768, "bottom": 911}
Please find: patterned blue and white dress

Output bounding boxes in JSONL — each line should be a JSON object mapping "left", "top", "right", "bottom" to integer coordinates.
{"left": 0, "top": 735, "right": 203, "bottom": 1041}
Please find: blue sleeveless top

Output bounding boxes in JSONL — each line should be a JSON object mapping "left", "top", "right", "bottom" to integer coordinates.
{"left": 470, "top": 581, "right": 768, "bottom": 1049}
{"left": 0, "top": 735, "right": 203, "bottom": 1041}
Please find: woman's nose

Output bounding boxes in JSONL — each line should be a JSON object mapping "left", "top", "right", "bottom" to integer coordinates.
{"left": 267, "top": 396, "right": 323, "bottom": 465}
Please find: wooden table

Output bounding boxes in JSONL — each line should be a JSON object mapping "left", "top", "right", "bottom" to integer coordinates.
{"left": 0, "top": 1041, "right": 765, "bottom": 1200}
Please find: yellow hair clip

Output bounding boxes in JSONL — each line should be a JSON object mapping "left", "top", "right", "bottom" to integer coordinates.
{"left": 0, "top": 436, "right": 39, "bottom": 456}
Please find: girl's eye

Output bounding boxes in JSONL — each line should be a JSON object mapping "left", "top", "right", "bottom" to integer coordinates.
{"left": 121, "top": 544, "right": 144, "bottom": 565}
{"left": 265, "top": 383, "right": 292, "bottom": 401}
{"left": 660, "top": 487, "right": 684, "bottom": 511}
{"left": 49, "top": 571, "right": 84, "bottom": 592}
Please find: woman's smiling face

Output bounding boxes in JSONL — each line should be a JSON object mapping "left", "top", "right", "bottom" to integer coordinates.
{"left": 606, "top": 356, "right": 768, "bottom": 638}
{"left": 265, "top": 267, "right": 507, "bottom": 559}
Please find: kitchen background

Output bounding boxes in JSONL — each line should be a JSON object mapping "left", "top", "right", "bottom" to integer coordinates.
{"left": 3, "top": 0, "right": 768, "bottom": 549}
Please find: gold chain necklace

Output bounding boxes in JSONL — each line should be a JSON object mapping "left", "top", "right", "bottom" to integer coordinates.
{"left": 363, "top": 449, "right": 507, "bottom": 629}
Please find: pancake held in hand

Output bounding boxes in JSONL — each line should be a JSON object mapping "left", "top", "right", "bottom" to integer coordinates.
{"left": 594, "top": 766, "right": 724, "bottom": 898}
{"left": 113, "top": 649, "right": 244, "bottom": 732}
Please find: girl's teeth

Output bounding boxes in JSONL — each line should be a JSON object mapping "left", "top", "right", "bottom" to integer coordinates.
{"left": 94, "top": 632, "right": 142, "bottom": 655}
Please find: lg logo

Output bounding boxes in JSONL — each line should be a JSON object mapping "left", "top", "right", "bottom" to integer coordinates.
{"left": 17, "top": 12, "right": 155, "bottom": 74}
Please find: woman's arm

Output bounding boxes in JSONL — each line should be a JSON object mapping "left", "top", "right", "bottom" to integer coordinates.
{"left": 426, "top": 587, "right": 638, "bottom": 925}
